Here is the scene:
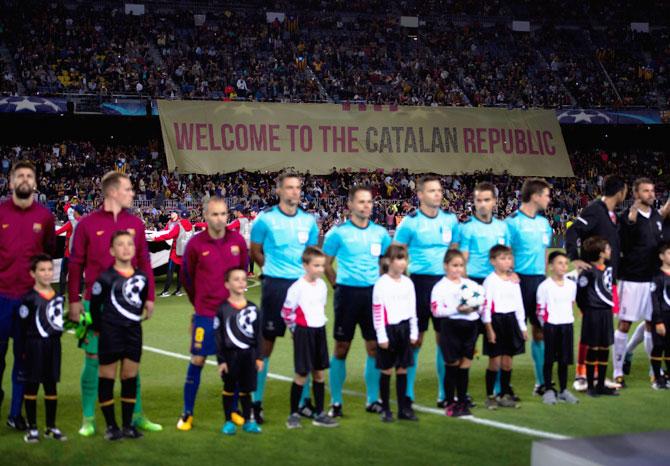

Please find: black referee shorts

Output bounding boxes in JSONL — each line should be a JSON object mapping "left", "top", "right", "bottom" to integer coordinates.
{"left": 518, "top": 274, "right": 545, "bottom": 328}
{"left": 261, "top": 276, "right": 296, "bottom": 340}
{"left": 20, "top": 337, "right": 61, "bottom": 384}
{"left": 333, "top": 285, "right": 375, "bottom": 342}
{"left": 98, "top": 322, "right": 143, "bottom": 365}
{"left": 544, "top": 322, "right": 574, "bottom": 365}
{"left": 293, "top": 326, "right": 329, "bottom": 375}
{"left": 410, "top": 274, "right": 442, "bottom": 333}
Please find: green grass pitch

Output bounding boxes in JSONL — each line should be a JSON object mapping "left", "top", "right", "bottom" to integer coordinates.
{"left": 1, "top": 276, "right": 669, "bottom": 465}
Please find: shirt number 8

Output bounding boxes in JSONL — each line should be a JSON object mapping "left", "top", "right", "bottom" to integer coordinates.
{"left": 194, "top": 327, "right": 205, "bottom": 343}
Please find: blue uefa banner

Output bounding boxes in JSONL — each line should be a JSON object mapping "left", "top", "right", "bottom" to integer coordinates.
{"left": 555, "top": 108, "right": 662, "bottom": 125}
{"left": 0, "top": 96, "right": 67, "bottom": 113}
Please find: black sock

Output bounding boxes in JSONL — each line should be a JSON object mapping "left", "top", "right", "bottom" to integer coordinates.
{"left": 380, "top": 373, "right": 390, "bottom": 411}
{"left": 558, "top": 363, "right": 568, "bottom": 392}
{"left": 652, "top": 359, "right": 663, "bottom": 380}
{"left": 396, "top": 373, "right": 407, "bottom": 412}
{"left": 223, "top": 392, "right": 234, "bottom": 421}
{"left": 586, "top": 347, "right": 597, "bottom": 389}
{"left": 597, "top": 349, "right": 609, "bottom": 388}
{"left": 313, "top": 381, "right": 325, "bottom": 415}
{"left": 24, "top": 383, "right": 39, "bottom": 429}
{"left": 543, "top": 360, "right": 554, "bottom": 390}
{"left": 98, "top": 377, "right": 117, "bottom": 428}
{"left": 500, "top": 369, "right": 512, "bottom": 395}
{"left": 44, "top": 382, "right": 57, "bottom": 428}
{"left": 586, "top": 363, "right": 596, "bottom": 389}
{"left": 445, "top": 365, "right": 457, "bottom": 404}
{"left": 120, "top": 377, "right": 137, "bottom": 428}
{"left": 290, "top": 382, "right": 302, "bottom": 415}
{"left": 240, "top": 394, "right": 252, "bottom": 421}
{"left": 485, "top": 369, "right": 497, "bottom": 397}
{"left": 456, "top": 368, "right": 469, "bottom": 403}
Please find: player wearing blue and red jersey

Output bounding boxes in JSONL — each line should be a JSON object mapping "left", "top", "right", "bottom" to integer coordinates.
{"left": 177, "top": 196, "right": 248, "bottom": 431}
{"left": 0, "top": 161, "right": 55, "bottom": 431}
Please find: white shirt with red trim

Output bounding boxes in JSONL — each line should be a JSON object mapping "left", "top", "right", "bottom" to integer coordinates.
{"left": 372, "top": 274, "right": 418, "bottom": 344}
{"left": 536, "top": 277, "right": 576, "bottom": 325}
{"left": 481, "top": 272, "right": 527, "bottom": 332}
{"left": 282, "top": 276, "right": 328, "bottom": 329}
{"left": 431, "top": 277, "right": 483, "bottom": 321}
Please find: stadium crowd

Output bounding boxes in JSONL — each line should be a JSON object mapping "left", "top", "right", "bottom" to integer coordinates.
{"left": 0, "top": 141, "right": 667, "bottom": 243}
{"left": 0, "top": 1, "right": 668, "bottom": 107}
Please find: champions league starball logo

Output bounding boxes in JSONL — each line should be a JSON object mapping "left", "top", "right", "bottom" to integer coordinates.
{"left": 123, "top": 275, "right": 147, "bottom": 308}
{"left": 25, "top": 296, "right": 65, "bottom": 338}
{"left": 602, "top": 268, "right": 613, "bottom": 293}
{"left": 236, "top": 307, "right": 258, "bottom": 338}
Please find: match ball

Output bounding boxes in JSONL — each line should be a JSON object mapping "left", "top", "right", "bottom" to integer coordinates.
{"left": 460, "top": 282, "right": 485, "bottom": 309}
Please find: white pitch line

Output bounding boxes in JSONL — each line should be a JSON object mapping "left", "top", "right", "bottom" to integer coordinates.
{"left": 141, "top": 344, "right": 569, "bottom": 440}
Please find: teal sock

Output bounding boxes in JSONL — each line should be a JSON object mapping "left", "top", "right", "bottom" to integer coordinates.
{"left": 252, "top": 357, "right": 269, "bottom": 403}
{"left": 406, "top": 347, "right": 420, "bottom": 401}
{"left": 531, "top": 340, "right": 545, "bottom": 386}
{"left": 364, "top": 355, "right": 380, "bottom": 405}
{"left": 494, "top": 370, "right": 501, "bottom": 396}
{"left": 299, "top": 375, "right": 312, "bottom": 407}
{"left": 133, "top": 373, "right": 143, "bottom": 415}
{"left": 329, "top": 356, "right": 346, "bottom": 406}
{"left": 436, "top": 347, "right": 446, "bottom": 402}
{"left": 81, "top": 356, "right": 99, "bottom": 418}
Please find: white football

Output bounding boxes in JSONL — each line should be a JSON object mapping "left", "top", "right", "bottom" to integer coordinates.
{"left": 460, "top": 281, "right": 485, "bottom": 309}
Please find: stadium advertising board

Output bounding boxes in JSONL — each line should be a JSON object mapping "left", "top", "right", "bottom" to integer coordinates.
{"left": 158, "top": 101, "right": 573, "bottom": 176}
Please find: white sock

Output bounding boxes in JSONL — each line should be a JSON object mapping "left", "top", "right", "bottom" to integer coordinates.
{"left": 613, "top": 330, "right": 628, "bottom": 378}
{"left": 644, "top": 330, "right": 654, "bottom": 377}
{"left": 625, "top": 323, "right": 645, "bottom": 354}
{"left": 644, "top": 330, "right": 653, "bottom": 357}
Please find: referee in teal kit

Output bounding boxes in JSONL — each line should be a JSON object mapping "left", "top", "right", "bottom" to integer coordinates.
{"left": 249, "top": 172, "right": 318, "bottom": 423}
{"left": 394, "top": 175, "right": 459, "bottom": 409}
{"left": 323, "top": 186, "right": 391, "bottom": 417}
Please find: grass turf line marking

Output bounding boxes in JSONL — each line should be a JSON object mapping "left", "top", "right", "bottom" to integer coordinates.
{"left": 142, "top": 344, "right": 569, "bottom": 440}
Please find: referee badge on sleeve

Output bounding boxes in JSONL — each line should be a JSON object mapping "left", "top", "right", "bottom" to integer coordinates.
{"left": 298, "top": 231, "right": 308, "bottom": 244}
{"left": 19, "top": 305, "right": 29, "bottom": 319}
{"left": 92, "top": 282, "right": 102, "bottom": 295}
{"left": 578, "top": 276, "right": 589, "bottom": 288}
{"left": 370, "top": 243, "right": 381, "bottom": 256}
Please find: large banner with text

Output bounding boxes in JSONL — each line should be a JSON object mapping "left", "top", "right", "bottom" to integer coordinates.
{"left": 158, "top": 101, "right": 573, "bottom": 176}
